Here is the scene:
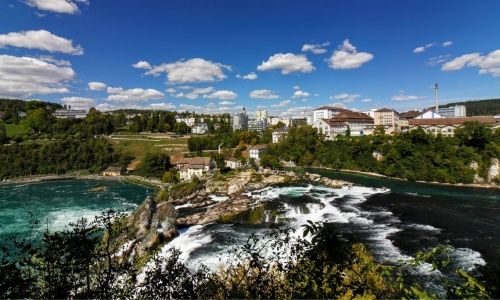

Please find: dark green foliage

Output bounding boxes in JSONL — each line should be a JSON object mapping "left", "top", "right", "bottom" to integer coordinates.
{"left": 0, "top": 137, "right": 117, "bottom": 179}
{"left": 173, "top": 121, "right": 190, "bottom": 134}
{"left": 137, "top": 152, "right": 172, "bottom": 178}
{"left": 442, "top": 98, "right": 500, "bottom": 116}
{"left": 0, "top": 122, "right": 7, "bottom": 144}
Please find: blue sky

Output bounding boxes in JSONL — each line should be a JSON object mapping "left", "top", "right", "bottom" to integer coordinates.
{"left": 1, "top": 0, "right": 500, "bottom": 116}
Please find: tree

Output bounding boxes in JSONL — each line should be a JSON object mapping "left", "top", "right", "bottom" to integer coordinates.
{"left": 0, "top": 122, "right": 7, "bottom": 144}
{"left": 24, "top": 108, "right": 52, "bottom": 133}
{"left": 373, "top": 125, "right": 386, "bottom": 136}
{"left": 454, "top": 121, "right": 492, "bottom": 150}
{"left": 211, "top": 153, "right": 226, "bottom": 171}
{"left": 138, "top": 152, "right": 172, "bottom": 178}
{"left": 174, "top": 122, "right": 190, "bottom": 134}
{"left": 162, "top": 170, "right": 179, "bottom": 184}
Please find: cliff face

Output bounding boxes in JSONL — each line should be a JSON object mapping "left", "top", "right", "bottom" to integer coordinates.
{"left": 470, "top": 159, "right": 500, "bottom": 184}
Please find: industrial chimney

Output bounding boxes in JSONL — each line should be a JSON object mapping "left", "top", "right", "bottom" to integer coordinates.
{"left": 434, "top": 83, "right": 439, "bottom": 114}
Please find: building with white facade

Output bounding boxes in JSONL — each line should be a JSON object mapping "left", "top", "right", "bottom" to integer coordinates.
{"left": 272, "top": 127, "right": 288, "bottom": 143}
{"left": 313, "top": 106, "right": 349, "bottom": 124}
{"left": 316, "top": 111, "right": 374, "bottom": 139}
{"left": 226, "top": 158, "right": 243, "bottom": 169}
{"left": 438, "top": 105, "right": 466, "bottom": 118}
{"left": 191, "top": 123, "right": 208, "bottom": 134}
{"left": 231, "top": 107, "right": 249, "bottom": 131}
{"left": 248, "top": 118, "right": 266, "bottom": 133}
{"left": 409, "top": 116, "right": 499, "bottom": 137}
{"left": 176, "top": 157, "right": 214, "bottom": 181}
{"left": 415, "top": 110, "right": 445, "bottom": 119}
{"left": 175, "top": 116, "right": 196, "bottom": 127}
{"left": 249, "top": 144, "right": 269, "bottom": 161}
{"left": 53, "top": 109, "right": 88, "bottom": 119}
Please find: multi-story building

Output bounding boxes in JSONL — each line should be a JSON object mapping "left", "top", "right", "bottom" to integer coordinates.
{"left": 316, "top": 110, "right": 374, "bottom": 139}
{"left": 267, "top": 116, "right": 291, "bottom": 127}
{"left": 248, "top": 118, "right": 266, "bottom": 133}
{"left": 191, "top": 123, "right": 208, "bottom": 134}
{"left": 175, "top": 116, "right": 196, "bottom": 127}
{"left": 373, "top": 108, "right": 399, "bottom": 133}
{"left": 249, "top": 144, "right": 269, "bottom": 161}
{"left": 438, "top": 105, "right": 467, "bottom": 118}
{"left": 231, "top": 107, "right": 249, "bottom": 131}
{"left": 398, "top": 110, "right": 421, "bottom": 131}
{"left": 409, "top": 116, "right": 499, "bottom": 137}
{"left": 291, "top": 117, "right": 307, "bottom": 127}
{"left": 53, "top": 109, "right": 88, "bottom": 119}
{"left": 272, "top": 127, "right": 288, "bottom": 143}
{"left": 175, "top": 157, "right": 214, "bottom": 181}
{"left": 312, "top": 106, "right": 348, "bottom": 124}
{"left": 255, "top": 109, "right": 268, "bottom": 121}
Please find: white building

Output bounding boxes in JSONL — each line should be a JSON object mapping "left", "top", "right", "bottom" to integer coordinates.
{"left": 438, "top": 105, "right": 466, "bottom": 118}
{"left": 176, "top": 157, "right": 214, "bottom": 181}
{"left": 313, "top": 106, "right": 349, "bottom": 124}
{"left": 226, "top": 158, "right": 243, "bottom": 169}
{"left": 53, "top": 109, "right": 87, "bottom": 119}
{"left": 248, "top": 118, "right": 266, "bottom": 133}
{"left": 191, "top": 123, "right": 208, "bottom": 134}
{"left": 272, "top": 127, "right": 288, "bottom": 143}
{"left": 249, "top": 144, "right": 269, "bottom": 161}
{"left": 373, "top": 108, "right": 399, "bottom": 133}
{"left": 175, "top": 116, "right": 196, "bottom": 127}
{"left": 255, "top": 109, "right": 268, "bottom": 121}
{"left": 409, "top": 116, "right": 499, "bottom": 137}
{"left": 267, "top": 116, "right": 290, "bottom": 127}
{"left": 415, "top": 111, "right": 445, "bottom": 119}
{"left": 316, "top": 111, "right": 374, "bottom": 139}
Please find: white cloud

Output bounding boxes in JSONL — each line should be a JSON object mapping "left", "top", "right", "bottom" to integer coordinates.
{"left": 132, "top": 60, "right": 152, "bottom": 70}
{"left": 271, "top": 100, "right": 291, "bottom": 107}
{"left": 292, "top": 90, "right": 310, "bottom": 98}
{"left": 413, "top": 46, "right": 425, "bottom": 53}
{"left": 330, "top": 92, "right": 361, "bottom": 103}
{"left": 391, "top": 94, "right": 425, "bottom": 101}
{"left": 204, "top": 90, "right": 238, "bottom": 101}
{"left": 361, "top": 98, "right": 372, "bottom": 103}
{"left": 442, "top": 50, "right": 500, "bottom": 76}
{"left": 302, "top": 42, "right": 330, "bottom": 54}
{"left": 249, "top": 89, "right": 279, "bottom": 99}
{"left": 25, "top": 0, "right": 86, "bottom": 14}
{"left": 96, "top": 102, "right": 176, "bottom": 112}
{"left": 0, "top": 54, "right": 75, "bottom": 98}
{"left": 0, "top": 30, "right": 83, "bottom": 55}
{"left": 148, "top": 102, "right": 176, "bottom": 110}
{"left": 328, "top": 39, "right": 373, "bottom": 69}
{"left": 293, "top": 85, "right": 300, "bottom": 90}
{"left": 257, "top": 53, "right": 315, "bottom": 74}
{"left": 174, "top": 86, "right": 214, "bottom": 100}
{"left": 236, "top": 72, "right": 258, "bottom": 80}
{"left": 106, "top": 86, "right": 164, "bottom": 102}
{"left": 88, "top": 81, "right": 107, "bottom": 91}
{"left": 219, "top": 101, "right": 235, "bottom": 105}
{"left": 145, "top": 58, "right": 230, "bottom": 84}
{"left": 427, "top": 54, "right": 451, "bottom": 66}
{"left": 442, "top": 41, "right": 453, "bottom": 47}
{"left": 61, "top": 96, "right": 94, "bottom": 110}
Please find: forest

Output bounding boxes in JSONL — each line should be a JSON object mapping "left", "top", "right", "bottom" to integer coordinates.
{"left": 442, "top": 98, "right": 500, "bottom": 116}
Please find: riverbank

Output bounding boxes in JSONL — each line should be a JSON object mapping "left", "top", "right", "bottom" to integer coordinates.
{"left": 307, "top": 166, "right": 500, "bottom": 190}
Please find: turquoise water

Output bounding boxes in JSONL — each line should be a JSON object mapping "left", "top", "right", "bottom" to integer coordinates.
{"left": 0, "top": 180, "right": 151, "bottom": 238}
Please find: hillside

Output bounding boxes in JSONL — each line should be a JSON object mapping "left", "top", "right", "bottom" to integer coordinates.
{"left": 441, "top": 98, "right": 500, "bottom": 116}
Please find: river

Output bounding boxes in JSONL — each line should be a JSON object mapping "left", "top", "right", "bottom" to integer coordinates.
{"left": 0, "top": 179, "right": 151, "bottom": 239}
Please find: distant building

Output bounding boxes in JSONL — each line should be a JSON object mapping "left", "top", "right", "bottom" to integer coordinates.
{"left": 248, "top": 118, "right": 266, "bottom": 133}
{"left": 373, "top": 108, "right": 399, "bottom": 133}
{"left": 191, "top": 123, "right": 208, "bottom": 134}
{"left": 231, "top": 107, "right": 249, "bottom": 131}
{"left": 102, "top": 166, "right": 122, "bottom": 177}
{"left": 249, "top": 144, "right": 269, "bottom": 161}
{"left": 408, "top": 116, "right": 499, "bottom": 137}
{"left": 399, "top": 110, "right": 421, "bottom": 131}
{"left": 267, "top": 116, "right": 290, "bottom": 127}
{"left": 176, "top": 157, "right": 214, "bottom": 181}
{"left": 272, "top": 127, "right": 288, "bottom": 143}
{"left": 306, "top": 115, "right": 314, "bottom": 125}
{"left": 317, "top": 110, "right": 374, "bottom": 139}
{"left": 226, "top": 158, "right": 243, "bottom": 169}
{"left": 255, "top": 109, "right": 268, "bottom": 121}
{"left": 53, "top": 109, "right": 87, "bottom": 119}
{"left": 175, "top": 116, "right": 196, "bottom": 127}
{"left": 438, "top": 105, "right": 466, "bottom": 118}
{"left": 17, "top": 111, "right": 26, "bottom": 118}
{"left": 291, "top": 117, "right": 307, "bottom": 127}
{"left": 415, "top": 110, "right": 445, "bottom": 119}
{"left": 362, "top": 109, "right": 377, "bottom": 119}
{"left": 313, "top": 106, "right": 349, "bottom": 124}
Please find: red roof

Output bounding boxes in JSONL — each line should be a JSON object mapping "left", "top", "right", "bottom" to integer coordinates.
{"left": 409, "top": 116, "right": 497, "bottom": 126}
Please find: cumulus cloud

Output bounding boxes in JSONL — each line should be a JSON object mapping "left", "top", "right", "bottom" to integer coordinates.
{"left": 302, "top": 42, "right": 329, "bottom": 54}
{"left": 219, "top": 101, "right": 235, "bottom": 105}
{"left": 148, "top": 102, "right": 176, "bottom": 110}
{"left": 25, "top": 0, "right": 87, "bottom": 14}
{"left": 88, "top": 81, "right": 107, "bottom": 91}
{"left": 328, "top": 39, "right": 373, "bottom": 69}
{"left": 173, "top": 86, "right": 214, "bottom": 100}
{"left": 0, "top": 54, "right": 75, "bottom": 98}
{"left": 61, "top": 96, "right": 94, "bottom": 110}
{"left": 257, "top": 53, "right": 315, "bottom": 74}
{"left": 292, "top": 90, "right": 310, "bottom": 98}
{"left": 391, "top": 93, "right": 425, "bottom": 101}
{"left": 361, "top": 98, "right": 372, "bottom": 103}
{"left": 236, "top": 72, "right": 258, "bottom": 80}
{"left": 204, "top": 90, "right": 238, "bottom": 101}
{"left": 271, "top": 100, "right": 291, "bottom": 107}
{"left": 413, "top": 42, "right": 437, "bottom": 53}
{"left": 442, "top": 41, "right": 453, "bottom": 47}
{"left": 96, "top": 102, "right": 176, "bottom": 112}
{"left": 145, "top": 58, "right": 230, "bottom": 84}
{"left": 0, "top": 30, "right": 83, "bottom": 55}
{"left": 106, "top": 86, "right": 164, "bottom": 102}
{"left": 132, "top": 60, "right": 152, "bottom": 70}
{"left": 330, "top": 92, "right": 361, "bottom": 103}
{"left": 249, "top": 89, "right": 279, "bottom": 99}
{"left": 442, "top": 50, "right": 500, "bottom": 76}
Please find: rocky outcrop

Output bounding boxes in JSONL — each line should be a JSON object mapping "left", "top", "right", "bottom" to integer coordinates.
{"left": 487, "top": 158, "right": 499, "bottom": 182}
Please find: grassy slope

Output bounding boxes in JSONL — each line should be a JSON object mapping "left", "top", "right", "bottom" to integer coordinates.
{"left": 5, "top": 123, "right": 29, "bottom": 137}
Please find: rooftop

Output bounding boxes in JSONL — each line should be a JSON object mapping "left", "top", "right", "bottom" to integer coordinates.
{"left": 375, "top": 108, "right": 398, "bottom": 113}
{"left": 399, "top": 110, "right": 421, "bottom": 120}
{"left": 250, "top": 144, "right": 269, "bottom": 150}
{"left": 409, "top": 116, "right": 498, "bottom": 126}
{"left": 314, "top": 106, "right": 349, "bottom": 112}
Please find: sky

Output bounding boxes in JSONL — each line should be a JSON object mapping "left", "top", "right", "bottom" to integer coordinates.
{"left": 1, "top": 0, "right": 500, "bottom": 116}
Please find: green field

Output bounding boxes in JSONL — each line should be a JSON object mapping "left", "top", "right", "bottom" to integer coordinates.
{"left": 108, "top": 133, "right": 189, "bottom": 161}
{"left": 5, "top": 123, "right": 30, "bottom": 137}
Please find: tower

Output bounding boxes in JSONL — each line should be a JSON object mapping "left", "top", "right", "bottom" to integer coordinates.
{"left": 434, "top": 83, "right": 439, "bottom": 113}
